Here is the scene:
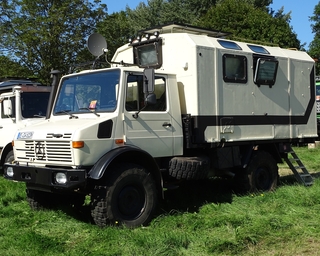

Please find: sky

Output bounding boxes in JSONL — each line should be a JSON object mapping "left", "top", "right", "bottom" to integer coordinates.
{"left": 104, "top": 0, "right": 318, "bottom": 49}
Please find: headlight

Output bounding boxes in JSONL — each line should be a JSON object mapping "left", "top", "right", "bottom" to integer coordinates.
{"left": 55, "top": 172, "right": 67, "bottom": 184}
{"left": 6, "top": 166, "right": 14, "bottom": 177}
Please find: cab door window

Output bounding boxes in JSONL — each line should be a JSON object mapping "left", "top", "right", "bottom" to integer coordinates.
{"left": 126, "top": 74, "right": 166, "bottom": 112}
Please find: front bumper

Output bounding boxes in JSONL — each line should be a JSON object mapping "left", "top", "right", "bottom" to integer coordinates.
{"left": 4, "top": 163, "right": 87, "bottom": 190}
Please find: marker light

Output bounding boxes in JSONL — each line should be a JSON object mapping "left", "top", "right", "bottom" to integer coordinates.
{"left": 115, "top": 139, "right": 124, "bottom": 145}
{"left": 72, "top": 141, "right": 84, "bottom": 148}
{"left": 55, "top": 172, "right": 67, "bottom": 184}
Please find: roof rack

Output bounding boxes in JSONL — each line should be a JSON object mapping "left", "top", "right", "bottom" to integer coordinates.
{"left": 139, "top": 22, "right": 231, "bottom": 38}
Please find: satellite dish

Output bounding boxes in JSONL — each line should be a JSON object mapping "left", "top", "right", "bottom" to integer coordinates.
{"left": 87, "top": 33, "right": 108, "bottom": 57}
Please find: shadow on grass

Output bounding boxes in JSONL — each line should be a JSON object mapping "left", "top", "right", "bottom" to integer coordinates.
{"left": 159, "top": 177, "right": 234, "bottom": 215}
{"left": 52, "top": 177, "right": 236, "bottom": 225}
{"left": 54, "top": 173, "right": 317, "bottom": 226}
{"left": 278, "top": 171, "right": 320, "bottom": 187}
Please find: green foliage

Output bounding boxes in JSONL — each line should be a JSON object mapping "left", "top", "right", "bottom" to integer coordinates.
{"left": 98, "top": 0, "right": 298, "bottom": 62}
{"left": 96, "top": 11, "right": 135, "bottom": 61}
{"left": 0, "top": 0, "right": 308, "bottom": 82}
{"left": 0, "top": 56, "right": 35, "bottom": 79}
{"left": 309, "top": 2, "right": 320, "bottom": 74}
{"left": 197, "top": 0, "right": 300, "bottom": 49}
{"left": 0, "top": 0, "right": 107, "bottom": 84}
{"left": 122, "top": 0, "right": 220, "bottom": 36}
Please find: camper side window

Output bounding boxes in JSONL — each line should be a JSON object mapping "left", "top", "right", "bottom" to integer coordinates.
{"left": 223, "top": 54, "right": 247, "bottom": 83}
{"left": 126, "top": 74, "right": 166, "bottom": 112}
{"left": 254, "top": 58, "right": 278, "bottom": 87}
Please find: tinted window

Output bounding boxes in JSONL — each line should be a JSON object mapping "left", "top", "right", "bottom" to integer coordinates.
{"left": 218, "top": 40, "right": 242, "bottom": 50}
{"left": 223, "top": 54, "right": 247, "bottom": 83}
{"left": 254, "top": 58, "right": 278, "bottom": 87}
{"left": 248, "top": 44, "right": 269, "bottom": 54}
{"left": 21, "top": 92, "right": 50, "bottom": 118}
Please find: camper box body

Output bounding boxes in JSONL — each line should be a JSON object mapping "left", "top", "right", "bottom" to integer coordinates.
{"left": 113, "top": 31, "right": 317, "bottom": 144}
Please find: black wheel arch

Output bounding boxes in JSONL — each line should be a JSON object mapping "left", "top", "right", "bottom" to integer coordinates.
{"left": 88, "top": 145, "right": 163, "bottom": 198}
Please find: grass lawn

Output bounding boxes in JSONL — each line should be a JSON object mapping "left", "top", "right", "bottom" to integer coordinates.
{"left": 1, "top": 146, "right": 320, "bottom": 255}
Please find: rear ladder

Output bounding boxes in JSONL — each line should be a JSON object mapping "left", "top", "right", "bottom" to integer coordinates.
{"left": 282, "top": 145, "right": 314, "bottom": 186}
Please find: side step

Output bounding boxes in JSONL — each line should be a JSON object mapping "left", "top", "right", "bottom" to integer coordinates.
{"left": 282, "top": 145, "right": 314, "bottom": 186}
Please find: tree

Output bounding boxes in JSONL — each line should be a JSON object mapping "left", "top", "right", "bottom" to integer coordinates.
{"left": 125, "top": 0, "right": 219, "bottom": 34}
{"left": 308, "top": 2, "right": 320, "bottom": 74}
{"left": 96, "top": 11, "right": 135, "bottom": 60}
{"left": 0, "top": 55, "right": 34, "bottom": 79}
{"left": 197, "top": 0, "right": 300, "bottom": 49}
{"left": 0, "top": 0, "right": 107, "bottom": 84}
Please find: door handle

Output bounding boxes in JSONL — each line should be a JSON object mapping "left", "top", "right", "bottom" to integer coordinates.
{"left": 162, "top": 122, "right": 172, "bottom": 127}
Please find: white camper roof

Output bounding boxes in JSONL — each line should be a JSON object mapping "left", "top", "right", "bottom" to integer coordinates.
{"left": 139, "top": 23, "right": 231, "bottom": 38}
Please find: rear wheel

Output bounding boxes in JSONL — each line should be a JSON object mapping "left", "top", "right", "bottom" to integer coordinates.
{"left": 91, "top": 164, "right": 158, "bottom": 228}
{"left": 246, "top": 151, "right": 278, "bottom": 192}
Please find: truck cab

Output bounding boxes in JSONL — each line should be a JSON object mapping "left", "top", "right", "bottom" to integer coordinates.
{"left": 0, "top": 79, "right": 51, "bottom": 170}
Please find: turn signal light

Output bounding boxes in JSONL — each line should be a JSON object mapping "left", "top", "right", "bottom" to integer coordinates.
{"left": 115, "top": 139, "right": 124, "bottom": 144}
{"left": 72, "top": 141, "right": 84, "bottom": 148}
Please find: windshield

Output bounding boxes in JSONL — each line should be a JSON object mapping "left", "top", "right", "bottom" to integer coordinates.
{"left": 2, "top": 92, "right": 50, "bottom": 118}
{"left": 53, "top": 69, "right": 120, "bottom": 115}
{"left": 21, "top": 92, "right": 50, "bottom": 118}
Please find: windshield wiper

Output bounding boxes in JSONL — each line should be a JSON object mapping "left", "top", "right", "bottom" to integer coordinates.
{"left": 55, "top": 110, "right": 78, "bottom": 119}
{"left": 79, "top": 108, "right": 100, "bottom": 117}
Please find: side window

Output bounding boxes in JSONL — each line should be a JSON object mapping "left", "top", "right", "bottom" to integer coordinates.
{"left": 223, "top": 54, "right": 247, "bottom": 83}
{"left": 126, "top": 74, "right": 166, "bottom": 112}
{"left": 253, "top": 57, "right": 278, "bottom": 87}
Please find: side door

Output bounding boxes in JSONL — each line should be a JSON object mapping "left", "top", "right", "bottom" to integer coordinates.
{"left": 124, "top": 72, "right": 173, "bottom": 157}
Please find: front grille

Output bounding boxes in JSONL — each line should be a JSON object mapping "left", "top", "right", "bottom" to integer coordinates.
{"left": 16, "top": 138, "right": 72, "bottom": 163}
{"left": 46, "top": 133, "right": 72, "bottom": 139}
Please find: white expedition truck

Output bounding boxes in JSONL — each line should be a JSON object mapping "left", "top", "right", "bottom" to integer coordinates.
{"left": 4, "top": 23, "right": 317, "bottom": 227}
{"left": 0, "top": 78, "right": 51, "bottom": 171}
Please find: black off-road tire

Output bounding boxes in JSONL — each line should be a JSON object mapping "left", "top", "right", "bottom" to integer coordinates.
{"left": 90, "top": 164, "right": 158, "bottom": 228}
{"left": 26, "top": 188, "right": 54, "bottom": 210}
{"left": 246, "top": 151, "right": 279, "bottom": 192}
{"left": 168, "top": 156, "right": 209, "bottom": 180}
{"left": 26, "top": 188, "right": 85, "bottom": 210}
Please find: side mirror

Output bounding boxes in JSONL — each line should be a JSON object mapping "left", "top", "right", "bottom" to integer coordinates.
{"left": 145, "top": 93, "right": 156, "bottom": 105}
{"left": 3, "top": 99, "right": 12, "bottom": 116}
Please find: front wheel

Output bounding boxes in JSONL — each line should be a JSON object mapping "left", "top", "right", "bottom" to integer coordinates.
{"left": 26, "top": 188, "right": 53, "bottom": 210}
{"left": 91, "top": 164, "right": 158, "bottom": 228}
{"left": 4, "top": 150, "right": 14, "bottom": 164}
{"left": 247, "top": 151, "right": 279, "bottom": 192}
